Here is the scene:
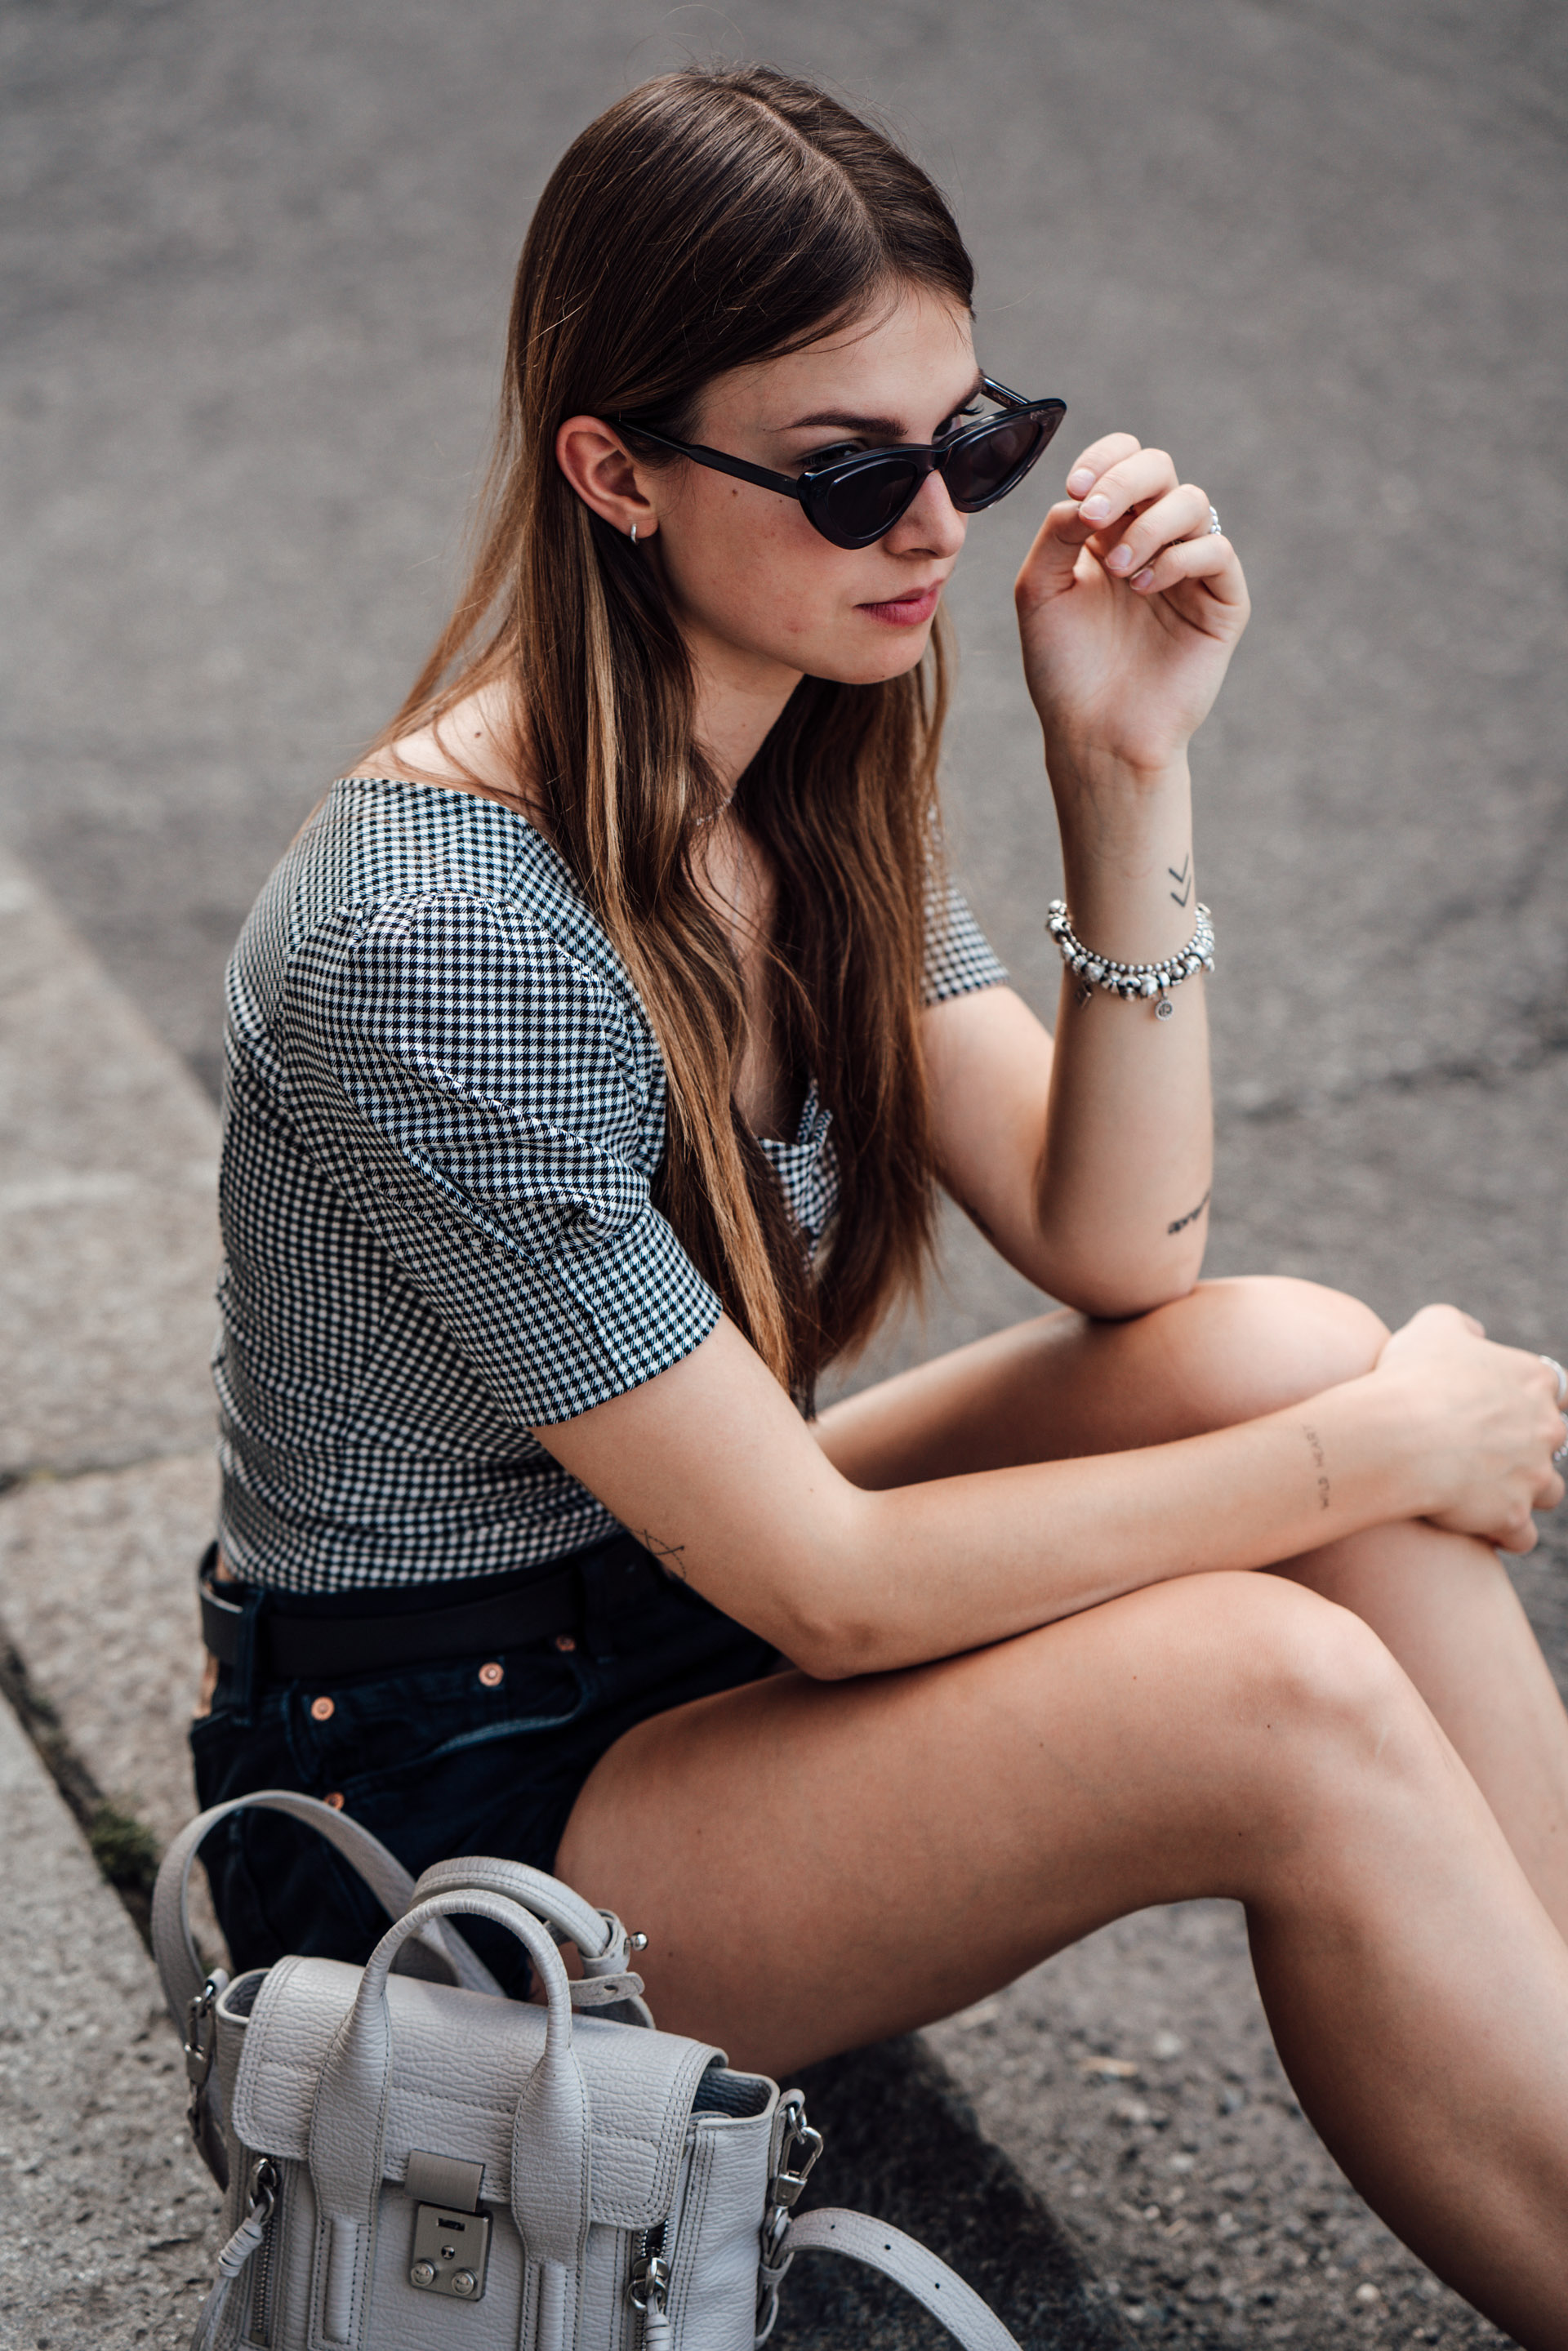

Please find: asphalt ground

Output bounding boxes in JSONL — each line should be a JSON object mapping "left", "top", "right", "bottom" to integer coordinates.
{"left": 3, "top": 2, "right": 1567, "bottom": 2344}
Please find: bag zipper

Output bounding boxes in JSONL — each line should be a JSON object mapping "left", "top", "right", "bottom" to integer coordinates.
{"left": 247, "top": 2160, "right": 280, "bottom": 2346}
{"left": 627, "top": 2220, "right": 670, "bottom": 2349}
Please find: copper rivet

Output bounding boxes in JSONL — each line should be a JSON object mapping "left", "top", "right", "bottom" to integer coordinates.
{"left": 554, "top": 1633, "right": 577, "bottom": 1654}
{"left": 310, "top": 1695, "right": 335, "bottom": 1721}
{"left": 324, "top": 1791, "right": 345, "bottom": 1810}
{"left": 479, "top": 1661, "right": 504, "bottom": 1687}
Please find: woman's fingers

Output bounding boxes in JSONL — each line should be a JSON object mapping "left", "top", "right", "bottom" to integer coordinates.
{"left": 1075, "top": 445, "right": 1182, "bottom": 532}
{"left": 1062, "top": 432, "right": 1143, "bottom": 499}
{"left": 1125, "top": 528, "right": 1249, "bottom": 621}
{"left": 1098, "top": 482, "right": 1213, "bottom": 579}
{"left": 1016, "top": 498, "right": 1109, "bottom": 606}
{"left": 1021, "top": 472, "right": 1241, "bottom": 616}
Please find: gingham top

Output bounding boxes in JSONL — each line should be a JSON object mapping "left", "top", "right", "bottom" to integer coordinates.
{"left": 215, "top": 777, "right": 1006, "bottom": 1592}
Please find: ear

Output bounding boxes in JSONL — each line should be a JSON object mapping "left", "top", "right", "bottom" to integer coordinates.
{"left": 555, "top": 416, "right": 661, "bottom": 541}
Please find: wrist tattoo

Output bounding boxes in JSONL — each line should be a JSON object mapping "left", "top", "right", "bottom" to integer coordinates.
{"left": 1301, "top": 1426, "right": 1331, "bottom": 1512}
{"left": 643, "top": 1529, "right": 688, "bottom": 1583}
{"left": 1167, "top": 853, "right": 1193, "bottom": 909}
{"left": 1166, "top": 1187, "right": 1210, "bottom": 1236}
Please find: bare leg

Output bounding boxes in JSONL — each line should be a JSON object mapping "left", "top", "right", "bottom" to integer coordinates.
{"left": 821, "top": 1274, "right": 1568, "bottom": 1925}
{"left": 559, "top": 1573, "right": 1568, "bottom": 2346}
{"left": 555, "top": 1276, "right": 1568, "bottom": 2341}
{"left": 1272, "top": 1525, "right": 1568, "bottom": 1932}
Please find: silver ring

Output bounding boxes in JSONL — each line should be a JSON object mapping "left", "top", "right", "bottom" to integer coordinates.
{"left": 1543, "top": 1357, "right": 1568, "bottom": 1460}
{"left": 1207, "top": 503, "right": 1222, "bottom": 536}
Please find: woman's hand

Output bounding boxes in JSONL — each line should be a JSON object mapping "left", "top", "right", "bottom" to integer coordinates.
{"left": 1015, "top": 433, "right": 1250, "bottom": 785}
{"left": 1371, "top": 1305, "right": 1566, "bottom": 1553}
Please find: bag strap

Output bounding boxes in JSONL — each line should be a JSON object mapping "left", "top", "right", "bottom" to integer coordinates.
{"left": 776, "top": 2209, "right": 1022, "bottom": 2351}
{"left": 151, "top": 1790, "right": 502, "bottom": 2024}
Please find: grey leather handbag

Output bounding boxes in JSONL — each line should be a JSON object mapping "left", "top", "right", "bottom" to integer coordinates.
{"left": 154, "top": 1792, "right": 1022, "bottom": 2351}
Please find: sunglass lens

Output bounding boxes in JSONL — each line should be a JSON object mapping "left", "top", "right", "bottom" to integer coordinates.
{"left": 810, "top": 456, "right": 924, "bottom": 547}
{"left": 944, "top": 412, "right": 1056, "bottom": 511}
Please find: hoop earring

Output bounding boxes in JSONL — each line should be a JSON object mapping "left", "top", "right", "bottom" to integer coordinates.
{"left": 629, "top": 523, "right": 638, "bottom": 547}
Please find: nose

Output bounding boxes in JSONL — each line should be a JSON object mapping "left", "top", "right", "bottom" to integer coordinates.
{"left": 886, "top": 466, "right": 967, "bottom": 559}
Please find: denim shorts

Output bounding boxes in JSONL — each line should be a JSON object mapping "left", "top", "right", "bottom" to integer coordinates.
{"left": 189, "top": 1568, "right": 777, "bottom": 1997}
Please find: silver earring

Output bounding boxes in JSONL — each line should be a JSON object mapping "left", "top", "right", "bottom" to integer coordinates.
{"left": 629, "top": 523, "right": 638, "bottom": 547}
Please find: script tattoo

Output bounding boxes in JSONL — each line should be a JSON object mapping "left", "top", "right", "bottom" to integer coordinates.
{"left": 643, "top": 1529, "right": 689, "bottom": 1583}
{"left": 1166, "top": 1188, "right": 1210, "bottom": 1237}
{"left": 1301, "top": 1425, "right": 1331, "bottom": 1512}
{"left": 1168, "top": 853, "right": 1193, "bottom": 909}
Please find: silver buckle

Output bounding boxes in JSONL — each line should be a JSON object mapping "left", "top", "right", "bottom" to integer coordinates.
{"left": 755, "top": 2098, "right": 824, "bottom": 2336}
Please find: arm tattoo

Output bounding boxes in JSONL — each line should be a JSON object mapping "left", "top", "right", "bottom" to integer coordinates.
{"left": 1167, "top": 853, "right": 1193, "bottom": 909}
{"left": 642, "top": 1529, "right": 688, "bottom": 1583}
{"left": 1301, "top": 1426, "right": 1331, "bottom": 1512}
{"left": 1166, "top": 1187, "right": 1210, "bottom": 1236}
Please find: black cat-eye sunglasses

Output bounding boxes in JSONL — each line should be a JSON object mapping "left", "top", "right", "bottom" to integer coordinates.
{"left": 614, "top": 376, "right": 1067, "bottom": 551}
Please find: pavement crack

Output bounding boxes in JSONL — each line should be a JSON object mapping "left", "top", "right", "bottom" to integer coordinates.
{"left": 0, "top": 1624, "right": 159, "bottom": 1949}
{"left": 0, "top": 1444, "right": 215, "bottom": 1496}
{"left": 1224, "top": 1006, "right": 1568, "bottom": 1125}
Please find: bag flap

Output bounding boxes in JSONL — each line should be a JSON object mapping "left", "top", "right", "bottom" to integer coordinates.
{"left": 230, "top": 1956, "right": 728, "bottom": 2230}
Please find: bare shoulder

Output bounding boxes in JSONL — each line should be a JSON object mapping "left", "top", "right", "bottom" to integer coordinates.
{"left": 374, "top": 682, "right": 550, "bottom": 829}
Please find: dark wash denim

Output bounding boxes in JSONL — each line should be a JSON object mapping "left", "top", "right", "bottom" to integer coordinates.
{"left": 189, "top": 1570, "right": 776, "bottom": 1998}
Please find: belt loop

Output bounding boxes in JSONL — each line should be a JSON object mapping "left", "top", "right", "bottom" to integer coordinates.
{"left": 581, "top": 1535, "right": 656, "bottom": 1663}
{"left": 230, "top": 1583, "right": 269, "bottom": 1726}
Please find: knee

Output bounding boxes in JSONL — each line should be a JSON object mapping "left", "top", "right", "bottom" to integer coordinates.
{"left": 1187, "top": 1276, "right": 1390, "bottom": 1418}
{"left": 1186, "top": 1573, "right": 1421, "bottom": 1793}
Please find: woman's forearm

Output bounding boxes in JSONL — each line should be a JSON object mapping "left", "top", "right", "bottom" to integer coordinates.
{"left": 538, "top": 1322, "right": 1419, "bottom": 1683}
{"left": 1029, "top": 755, "right": 1214, "bottom": 1314}
{"left": 813, "top": 1370, "right": 1410, "bottom": 1675}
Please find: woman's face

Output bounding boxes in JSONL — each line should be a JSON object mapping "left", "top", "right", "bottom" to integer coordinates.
{"left": 558, "top": 283, "right": 980, "bottom": 707}
{"left": 653, "top": 284, "right": 976, "bottom": 694}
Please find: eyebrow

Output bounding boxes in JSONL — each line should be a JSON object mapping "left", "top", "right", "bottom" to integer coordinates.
{"left": 782, "top": 374, "right": 986, "bottom": 437}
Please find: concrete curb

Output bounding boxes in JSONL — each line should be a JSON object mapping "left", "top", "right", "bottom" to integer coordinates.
{"left": 0, "top": 1694, "right": 225, "bottom": 2349}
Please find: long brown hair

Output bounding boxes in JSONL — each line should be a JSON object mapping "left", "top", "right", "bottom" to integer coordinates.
{"left": 373, "top": 65, "right": 974, "bottom": 1403}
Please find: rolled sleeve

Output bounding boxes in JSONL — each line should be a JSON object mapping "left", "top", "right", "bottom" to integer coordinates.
{"left": 284, "top": 891, "right": 720, "bottom": 1426}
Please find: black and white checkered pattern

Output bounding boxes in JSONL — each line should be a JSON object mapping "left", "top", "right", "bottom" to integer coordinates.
{"left": 215, "top": 778, "right": 1007, "bottom": 1593}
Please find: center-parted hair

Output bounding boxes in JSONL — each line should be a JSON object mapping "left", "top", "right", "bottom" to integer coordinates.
{"left": 376, "top": 65, "right": 976, "bottom": 1403}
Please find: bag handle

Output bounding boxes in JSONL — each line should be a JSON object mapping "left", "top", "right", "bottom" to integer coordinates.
{"left": 412, "top": 1854, "right": 655, "bottom": 2025}
{"left": 150, "top": 1791, "right": 503, "bottom": 2025}
{"left": 307, "top": 1889, "right": 591, "bottom": 2351}
{"left": 776, "top": 2209, "right": 1022, "bottom": 2351}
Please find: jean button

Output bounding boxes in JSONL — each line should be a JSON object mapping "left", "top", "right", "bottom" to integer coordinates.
{"left": 479, "top": 1661, "right": 504, "bottom": 1687}
{"left": 553, "top": 1634, "right": 577, "bottom": 1654}
{"left": 310, "top": 1695, "right": 335, "bottom": 1722}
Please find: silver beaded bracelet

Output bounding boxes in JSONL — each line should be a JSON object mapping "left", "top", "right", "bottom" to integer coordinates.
{"left": 1045, "top": 898, "right": 1216, "bottom": 1021}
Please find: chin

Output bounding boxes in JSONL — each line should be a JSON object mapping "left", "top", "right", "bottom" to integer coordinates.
{"left": 804, "top": 626, "right": 934, "bottom": 688}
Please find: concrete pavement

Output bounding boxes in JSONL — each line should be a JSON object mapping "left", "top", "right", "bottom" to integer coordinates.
{"left": 3, "top": 1, "right": 1566, "bottom": 2344}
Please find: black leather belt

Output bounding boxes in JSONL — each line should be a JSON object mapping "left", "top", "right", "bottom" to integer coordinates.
{"left": 198, "top": 1535, "right": 670, "bottom": 1682}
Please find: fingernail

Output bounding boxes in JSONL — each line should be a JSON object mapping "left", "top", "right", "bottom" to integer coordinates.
{"left": 1130, "top": 567, "right": 1155, "bottom": 590}
{"left": 1107, "top": 544, "right": 1134, "bottom": 572}
{"left": 1066, "top": 468, "right": 1095, "bottom": 496}
{"left": 1079, "top": 494, "right": 1111, "bottom": 523}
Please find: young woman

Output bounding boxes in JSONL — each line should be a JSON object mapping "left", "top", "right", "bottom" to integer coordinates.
{"left": 197, "top": 65, "right": 1568, "bottom": 2343}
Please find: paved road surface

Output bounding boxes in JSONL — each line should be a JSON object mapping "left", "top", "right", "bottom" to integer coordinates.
{"left": 3, "top": 3, "right": 1566, "bottom": 2344}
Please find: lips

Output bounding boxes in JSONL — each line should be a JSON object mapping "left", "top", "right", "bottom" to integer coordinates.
{"left": 858, "top": 581, "right": 943, "bottom": 626}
